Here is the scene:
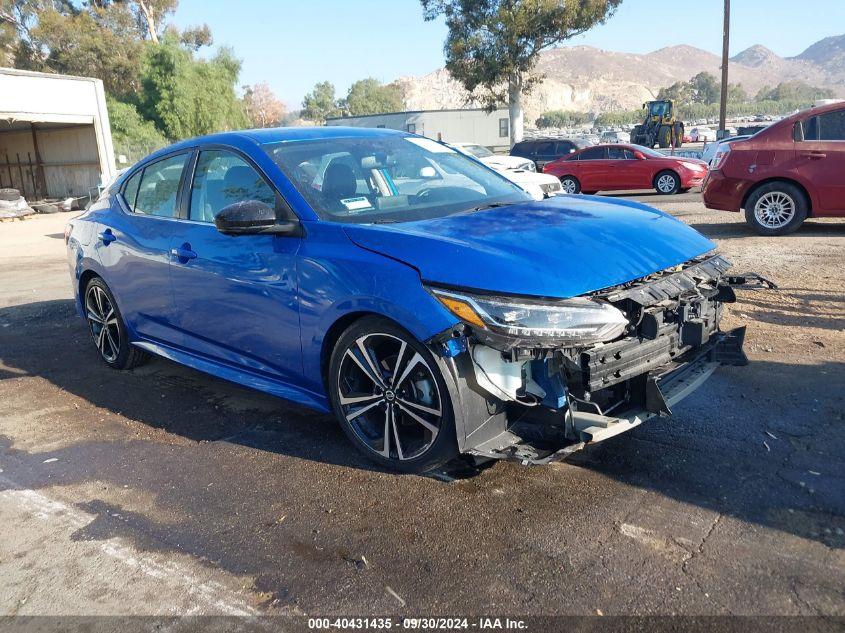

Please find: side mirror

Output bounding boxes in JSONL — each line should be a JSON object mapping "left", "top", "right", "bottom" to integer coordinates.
{"left": 633, "top": 151, "right": 646, "bottom": 160}
{"left": 214, "top": 200, "right": 300, "bottom": 236}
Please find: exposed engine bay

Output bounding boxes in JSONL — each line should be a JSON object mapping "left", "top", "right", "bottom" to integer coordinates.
{"left": 428, "top": 254, "right": 773, "bottom": 464}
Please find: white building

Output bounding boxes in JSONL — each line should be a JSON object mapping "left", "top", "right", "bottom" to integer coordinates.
{"left": 326, "top": 108, "right": 513, "bottom": 152}
{"left": 0, "top": 67, "right": 115, "bottom": 201}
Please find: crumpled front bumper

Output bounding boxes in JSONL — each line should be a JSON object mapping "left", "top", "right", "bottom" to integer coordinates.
{"left": 443, "top": 326, "right": 748, "bottom": 466}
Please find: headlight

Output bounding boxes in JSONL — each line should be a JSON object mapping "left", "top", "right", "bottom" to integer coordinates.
{"left": 523, "top": 161, "right": 536, "bottom": 172}
{"left": 680, "top": 161, "right": 703, "bottom": 171}
{"left": 429, "top": 288, "right": 629, "bottom": 345}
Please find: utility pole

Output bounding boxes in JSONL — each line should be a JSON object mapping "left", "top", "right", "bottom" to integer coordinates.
{"left": 718, "top": 0, "right": 730, "bottom": 139}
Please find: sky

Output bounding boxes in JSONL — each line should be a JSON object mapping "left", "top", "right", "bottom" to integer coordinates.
{"left": 171, "top": 0, "right": 845, "bottom": 108}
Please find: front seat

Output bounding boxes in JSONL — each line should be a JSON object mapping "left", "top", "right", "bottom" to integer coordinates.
{"left": 322, "top": 162, "right": 357, "bottom": 202}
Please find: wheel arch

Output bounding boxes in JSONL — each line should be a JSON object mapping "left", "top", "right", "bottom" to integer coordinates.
{"left": 78, "top": 269, "right": 101, "bottom": 301}
{"left": 653, "top": 169, "right": 680, "bottom": 188}
{"left": 741, "top": 178, "right": 813, "bottom": 216}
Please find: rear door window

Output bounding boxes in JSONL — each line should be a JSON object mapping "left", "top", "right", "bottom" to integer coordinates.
{"left": 133, "top": 153, "right": 190, "bottom": 218}
{"left": 818, "top": 110, "right": 845, "bottom": 141}
{"left": 607, "top": 147, "right": 633, "bottom": 160}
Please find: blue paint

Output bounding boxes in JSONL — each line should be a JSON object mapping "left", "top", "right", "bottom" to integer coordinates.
{"left": 69, "top": 127, "right": 715, "bottom": 414}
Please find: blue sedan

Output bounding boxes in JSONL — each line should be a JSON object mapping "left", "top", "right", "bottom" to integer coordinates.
{"left": 67, "top": 127, "right": 748, "bottom": 472}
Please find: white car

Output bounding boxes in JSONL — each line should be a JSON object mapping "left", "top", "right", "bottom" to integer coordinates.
{"left": 449, "top": 143, "right": 561, "bottom": 199}
{"left": 450, "top": 143, "right": 535, "bottom": 172}
{"left": 498, "top": 168, "right": 562, "bottom": 200}
{"left": 689, "top": 127, "right": 717, "bottom": 142}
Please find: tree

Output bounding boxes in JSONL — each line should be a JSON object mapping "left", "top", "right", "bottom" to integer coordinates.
{"left": 727, "top": 83, "right": 747, "bottom": 103}
{"left": 243, "top": 82, "right": 286, "bottom": 128}
{"left": 421, "top": 0, "right": 623, "bottom": 144}
{"left": 107, "top": 94, "right": 168, "bottom": 159}
{"left": 756, "top": 81, "right": 834, "bottom": 102}
{"left": 301, "top": 80, "right": 341, "bottom": 122}
{"left": 139, "top": 35, "right": 248, "bottom": 139}
{"left": 689, "top": 71, "right": 719, "bottom": 104}
{"left": 535, "top": 110, "right": 590, "bottom": 128}
{"left": 28, "top": 3, "right": 144, "bottom": 99}
{"left": 134, "top": 0, "right": 176, "bottom": 44}
{"left": 343, "top": 78, "right": 404, "bottom": 116}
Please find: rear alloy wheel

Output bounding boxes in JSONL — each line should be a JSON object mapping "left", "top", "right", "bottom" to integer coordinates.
{"left": 654, "top": 170, "right": 681, "bottom": 195}
{"left": 560, "top": 176, "right": 581, "bottom": 194}
{"left": 328, "top": 317, "right": 457, "bottom": 472}
{"left": 745, "top": 182, "right": 808, "bottom": 236}
{"left": 84, "top": 277, "right": 149, "bottom": 369}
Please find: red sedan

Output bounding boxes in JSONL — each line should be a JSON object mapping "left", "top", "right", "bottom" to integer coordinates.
{"left": 543, "top": 144, "right": 708, "bottom": 195}
{"left": 703, "top": 101, "right": 845, "bottom": 235}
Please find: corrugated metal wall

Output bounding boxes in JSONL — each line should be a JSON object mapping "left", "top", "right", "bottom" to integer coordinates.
{"left": 0, "top": 124, "right": 100, "bottom": 199}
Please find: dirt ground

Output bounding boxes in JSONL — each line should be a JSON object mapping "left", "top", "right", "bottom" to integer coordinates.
{"left": 0, "top": 196, "right": 842, "bottom": 619}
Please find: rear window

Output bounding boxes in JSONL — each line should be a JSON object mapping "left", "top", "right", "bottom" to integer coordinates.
{"left": 511, "top": 142, "right": 533, "bottom": 157}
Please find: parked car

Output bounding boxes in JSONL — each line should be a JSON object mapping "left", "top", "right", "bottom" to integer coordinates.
{"left": 703, "top": 101, "right": 845, "bottom": 235}
{"left": 510, "top": 138, "right": 585, "bottom": 170}
{"left": 543, "top": 143, "right": 708, "bottom": 195}
{"left": 449, "top": 143, "right": 560, "bottom": 199}
{"left": 700, "top": 135, "right": 751, "bottom": 167}
{"left": 450, "top": 142, "right": 535, "bottom": 172}
{"left": 67, "top": 127, "right": 748, "bottom": 472}
{"left": 689, "top": 127, "right": 716, "bottom": 143}
{"left": 599, "top": 130, "right": 622, "bottom": 144}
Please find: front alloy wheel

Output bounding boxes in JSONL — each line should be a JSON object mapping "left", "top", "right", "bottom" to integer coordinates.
{"left": 328, "top": 317, "right": 457, "bottom": 472}
{"left": 655, "top": 170, "right": 680, "bottom": 195}
{"left": 560, "top": 176, "right": 581, "bottom": 194}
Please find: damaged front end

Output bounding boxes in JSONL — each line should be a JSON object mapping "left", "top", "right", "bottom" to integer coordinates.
{"left": 426, "top": 254, "right": 767, "bottom": 465}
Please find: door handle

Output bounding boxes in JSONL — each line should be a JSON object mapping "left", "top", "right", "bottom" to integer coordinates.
{"left": 98, "top": 229, "right": 116, "bottom": 245}
{"left": 170, "top": 244, "right": 197, "bottom": 261}
{"left": 801, "top": 152, "right": 826, "bottom": 160}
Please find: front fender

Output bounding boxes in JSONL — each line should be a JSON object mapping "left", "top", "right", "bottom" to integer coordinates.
{"left": 297, "top": 222, "right": 459, "bottom": 395}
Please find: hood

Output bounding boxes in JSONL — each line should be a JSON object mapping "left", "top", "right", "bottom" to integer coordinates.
{"left": 482, "top": 155, "right": 534, "bottom": 170}
{"left": 344, "top": 196, "right": 715, "bottom": 298}
{"left": 666, "top": 156, "right": 708, "bottom": 168}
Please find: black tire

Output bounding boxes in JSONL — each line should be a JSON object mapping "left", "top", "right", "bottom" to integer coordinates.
{"left": 83, "top": 277, "right": 150, "bottom": 370}
{"left": 744, "top": 182, "right": 808, "bottom": 236}
{"left": 0, "top": 188, "right": 21, "bottom": 201}
{"left": 673, "top": 122, "right": 684, "bottom": 148}
{"left": 657, "top": 125, "right": 672, "bottom": 149}
{"left": 630, "top": 125, "right": 643, "bottom": 144}
{"left": 559, "top": 175, "right": 581, "bottom": 194}
{"left": 327, "top": 316, "right": 458, "bottom": 473}
{"left": 654, "top": 170, "right": 681, "bottom": 195}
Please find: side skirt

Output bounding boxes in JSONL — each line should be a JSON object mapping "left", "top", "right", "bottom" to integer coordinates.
{"left": 131, "top": 339, "right": 330, "bottom": 413}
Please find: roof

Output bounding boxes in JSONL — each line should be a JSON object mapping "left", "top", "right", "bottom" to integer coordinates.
{"left": 0, "top": 66, "right": 102, "bottom": 84}
{"left": 136, "top": 126, "right": 411, "bottom": 165}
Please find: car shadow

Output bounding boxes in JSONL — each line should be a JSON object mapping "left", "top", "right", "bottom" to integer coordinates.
{"left": 0, "top": 298, "right": 843, "bottom": 555}
{"left": 688, "top": 219, "right": 845, "bottom": 240}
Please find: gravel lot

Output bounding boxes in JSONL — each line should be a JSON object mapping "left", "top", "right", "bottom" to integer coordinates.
{"left": 0, "top": 195, "right": 842, "bottom": 618}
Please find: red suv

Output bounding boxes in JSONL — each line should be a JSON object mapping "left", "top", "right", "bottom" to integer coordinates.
{"left": 703, "top": 102, "right": 845, "bottom": 235}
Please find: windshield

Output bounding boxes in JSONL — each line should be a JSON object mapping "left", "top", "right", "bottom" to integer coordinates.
{"left": 630, "top": 144, "right": 666, "bottom": 158}
{"left": 263, "top": 135, "right": 530, "bottom": 223}
{"left": 459, "top": 144, "right": 494, "bottom": 158}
